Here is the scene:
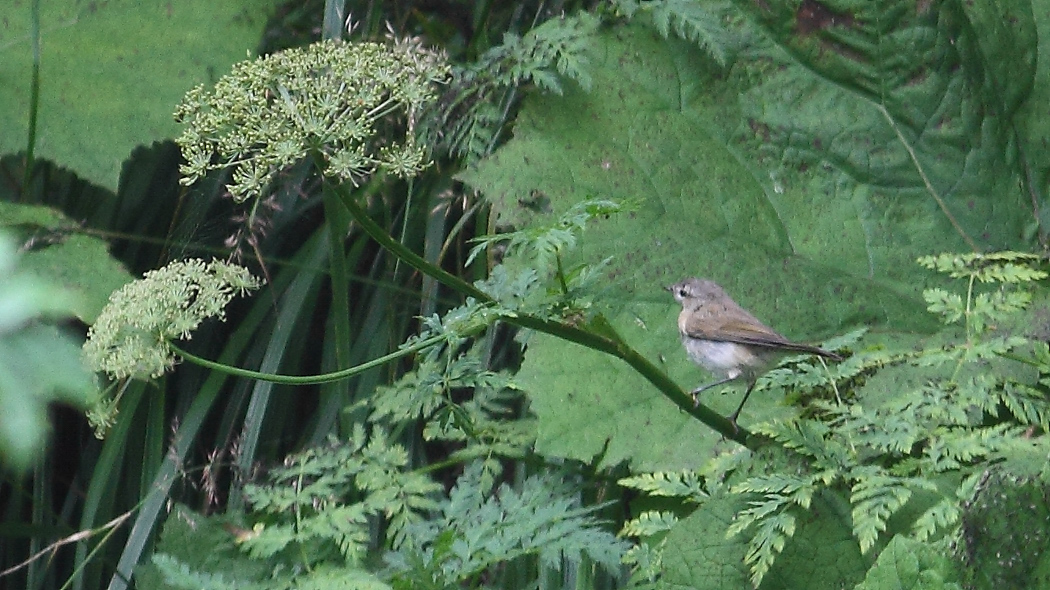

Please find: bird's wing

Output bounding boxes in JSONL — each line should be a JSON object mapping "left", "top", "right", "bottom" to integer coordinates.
{"left": 706, "top": 318, "right": 793, "bottom": 347}
{"left": 685, "top": 315, "right": 839, "bottom": 358}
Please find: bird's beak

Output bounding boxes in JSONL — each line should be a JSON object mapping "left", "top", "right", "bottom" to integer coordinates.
{"left": 664, "top": 284, "right": 674, "bottom": 292}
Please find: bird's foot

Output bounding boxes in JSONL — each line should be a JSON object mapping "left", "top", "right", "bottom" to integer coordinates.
{"left": 727, "top": 411, "right": 741, "bottom": 436}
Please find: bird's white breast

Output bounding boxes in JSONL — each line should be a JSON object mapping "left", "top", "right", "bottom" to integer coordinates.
{"left": 682, "top": 337, "right": 766, "bottom": 380}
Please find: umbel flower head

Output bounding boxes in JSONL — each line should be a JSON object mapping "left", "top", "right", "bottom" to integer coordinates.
{"left": 174, "top": 38, "right": 451, "bottom": 201}
{"left": 83, "top": 259, "right": 262, "bottom": 380}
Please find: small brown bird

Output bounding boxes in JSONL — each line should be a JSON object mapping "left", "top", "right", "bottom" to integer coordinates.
{"left": 668, "top": 278, "right": 841, "bottom": 424}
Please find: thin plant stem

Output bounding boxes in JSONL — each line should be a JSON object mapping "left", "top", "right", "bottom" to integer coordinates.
{"left": 878, "top": 104, "right": 979, "bottom": 252}
{"left": 171, "top": 334, "right": 447, "bottom": 385}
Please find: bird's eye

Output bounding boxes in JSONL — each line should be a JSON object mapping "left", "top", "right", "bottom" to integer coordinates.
{"left": 677, "top": 288, "right": 687, "bottom": 297}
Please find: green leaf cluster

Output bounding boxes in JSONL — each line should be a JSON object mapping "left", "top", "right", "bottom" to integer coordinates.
{"left": 238, "top": 428, "right": 442, "bottom": 561}
{"left": 151, "top": 428, "right": 438, "bottom": 589}
{"left": 370, "top": 332, "right": 535, "bottom": 490}
{"left": 469, "top": 199, "right": 628, "bottom": 271}
{"left": 471, "top": 198, "right": 630, "bottom": 315}
{"left": 423, "top": 12, "right": 600, "bottom": 162}
{"left": 143, "top": 226, "right": 626, "bottom": 588}
{"left": 150, "top": 446, "right": 627, "bottom": 589}
{"left": 607, "top": 0, "right": 748, "bottom": 66}
{"left": 386, "top": 462, "right": 628, "bottom": 586}
{"left": 0, "top": 232, "right": 95, "bottom": 472}
{"left": 622, "top": 252, "right": 1050, "bottom": 587}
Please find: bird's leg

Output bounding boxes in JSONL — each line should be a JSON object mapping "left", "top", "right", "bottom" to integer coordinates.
{"left": 689, "top": 376, "right": 738, "bottom": 407}
{"left": 727, "top": 380, "right": 758, "bottom": 428}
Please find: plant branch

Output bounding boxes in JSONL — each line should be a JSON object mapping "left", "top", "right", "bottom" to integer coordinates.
{"left": 324, "top": 173, "right": 752, "bottom": 446}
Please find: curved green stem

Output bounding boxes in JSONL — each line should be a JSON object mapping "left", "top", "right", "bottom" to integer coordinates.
{"left": 335, "top": 178, "right": 492, "bottom": 302}
{"left": 325, "top": 178, "right": 752, "bottom": 446}
{"left": 170, "top": 333, "right": 446, "bottom": 385}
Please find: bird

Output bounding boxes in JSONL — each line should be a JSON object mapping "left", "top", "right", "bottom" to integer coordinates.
{"left": 667, "top": 277, "right": 841, "bottom": 425}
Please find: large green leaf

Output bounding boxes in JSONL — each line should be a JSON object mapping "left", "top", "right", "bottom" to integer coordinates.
{"left": 1019, "top": 0, "right": 1050, "bottom": 231}
{"left": 659, "top": 494, "right": 752, "bottom": 589}
{"left": 854, "top": 536, "right": 961, "bottom": 590}
{"left": 0, "top": 201, "right": 131, "bottom": 323}
{"left": 0, "top": 0, "right": 281, "bottom": 192}
{"left": 734, "top": 0, "right": 1037, "bottom": 250}
{"left": 461, "top": 9, "right": 1035, "bottom": 469}
{"left": 661, "top": 490, "right": 866, "bottom": 590}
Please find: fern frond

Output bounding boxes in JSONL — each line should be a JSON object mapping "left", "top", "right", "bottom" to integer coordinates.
{"left": 360, "top": 469, "right": 443, "bottom": 550}
{"left": 752, "top": 420, "right": 851, "bottom": 471}
{"left": 911, "top": 496, "right": 961, "bottom": 543}
{"left": 610, "top": 0, "right": 748, "bottom": 67}
{"left": 152, "top": 554, "right": 260, "bottom": 590}
{"left": 238, "top": 431, "right": 444, "bottom": 566}
{"left": 237, "top": 521, "right": 295, "bottom": 559}
{"left": 618, "top": 470, "right": 707, "bottom": 501}
{"left": 243, "top": 438, "right": 362, "bottom": 513}
{"left": 916, "top": 252, "right": 1048, "bottom": 283}
{"left": 1000, "top": 381, "right": 1050, "bottom": 430}
{"left": 727, "top": 492, "right": 798, "bottom": 539}
{"left": 648, "top": 0, "right": 736, "bottom": 66}
{"left": 849, "top": 471, "right": 935, "bottom": 553}
{"left": 730, "top": 473, "right": 820, "bottom": 507}
{"left": 620, "top": 510, "right": 679, "bottom": 537}
{"left": 622, "top": 538, "right": 666, "bottom": 587}
{"left": 423, "top": 13, "right": 599, "bottom": 162}
{"left": 698, "top": 446, "right": 751, "bottom": 494}
{"left": 829, "top": 401, "right": 923, "bottom": 455}
{"left": 923, "top": 288, "right": 965, "bottom": 325}
{"left": 369, "top": 361, "right": 446, "bottom": 424}
{"left": 924, "top": 424, "right": 1022, "bottom": 472}
{"left": 946, "top": 375, "right": 1000, "bottom": 420}
{"left": 246, "top": 504, "right": 371, "bottom": 562}
{"left": 468, "top": 198, "right": 630, "bottom": 273}
{"left": 388, "top": 462, "right": 630, "bottom": 585}
{"left": 818, "top": 327, "right": 869, "bottom": 353}
{"left": 740, "top": 512, "right": 796, "bottom": 588}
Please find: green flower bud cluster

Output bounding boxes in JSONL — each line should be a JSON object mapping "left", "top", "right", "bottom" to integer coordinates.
{"left": 174, "top": 39, "right": 451, "bottom": 201}
{"left": 83, "top": 259, "right": 262, "bottom": 380}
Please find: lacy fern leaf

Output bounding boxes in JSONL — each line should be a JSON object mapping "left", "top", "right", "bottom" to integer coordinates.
{"left": 387, "top": 462, "right": 629, "bottom": 585}
{"left": 617, "top": 471, "right": 707, "bottom": 501}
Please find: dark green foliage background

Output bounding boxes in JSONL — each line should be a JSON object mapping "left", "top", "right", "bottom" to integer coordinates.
{"left": 461, "top": 8, "right": 1036, "bottom": 469}
{"left": 0, "top": 0, "right": 283, "bottom": 192}
{"left": 3, "top": 0, "right": 1050, "bottom": 589}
